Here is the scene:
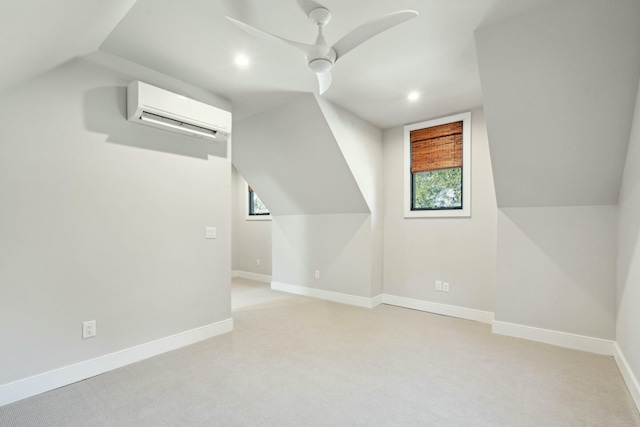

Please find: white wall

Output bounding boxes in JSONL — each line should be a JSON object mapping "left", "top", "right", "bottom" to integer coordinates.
{"left": 231, "top": 165, "right": 272, "bottom": 276}
{"left": 272, "top": 214, "right": 374, "bottom": 297}
{"left": 0, "top": 57, "right": 232, "bottom": 385}
{"left": 617, "top": 80, "right": 640, "bottom": 387}
{"left": 316, "top": 97, "right": 384, "bottom": 295}
{"left": 234, "top": 94, "right": 384, "bottom": 299}
{"left": 475, "top": 0, "right": 634, "bottom": 343}
{"left": 269, "top": 98, "right": 384, "bottom": 299}
{"left": 382, "top": 108, "right": 497, "bottom": 312}
{"left": 496, "top": 206, "right": 617, "bottom": 339}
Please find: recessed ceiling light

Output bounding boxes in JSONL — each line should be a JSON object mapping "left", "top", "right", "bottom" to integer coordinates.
{"left": 235, "top": 54, "right": 250, "bottom": 67}
{"left": 408, "top": 91, "right": 420, "bottom": 101}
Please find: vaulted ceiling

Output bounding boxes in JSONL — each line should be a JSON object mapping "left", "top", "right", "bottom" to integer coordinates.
{"left": 2, "top": 0, "right": 554, "bottom": 129}
{"left": 4, "top": 0, "right": 640, "bottom": 209}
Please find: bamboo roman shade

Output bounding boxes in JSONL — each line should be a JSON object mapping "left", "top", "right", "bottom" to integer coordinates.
{"left": 410, "top": 121, "right": 463, "bottom": 173}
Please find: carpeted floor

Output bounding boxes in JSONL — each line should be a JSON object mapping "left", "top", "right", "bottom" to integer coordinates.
{"left": 1, "top": 278, "right": 639, "bottom": 426}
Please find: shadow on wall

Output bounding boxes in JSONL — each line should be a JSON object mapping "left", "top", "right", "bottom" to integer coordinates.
{"left": 83, "top": 86, "right": 228, "bottom": 160}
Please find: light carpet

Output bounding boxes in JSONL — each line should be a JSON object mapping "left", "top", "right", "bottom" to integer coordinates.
{"left": 1, "top": 278, "right": 638, "bottom": 426}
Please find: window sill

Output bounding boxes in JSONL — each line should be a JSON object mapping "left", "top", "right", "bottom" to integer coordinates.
{"left": 404, "top": 207, "right": 470, "bottom": 218}
{"left": 246, "top": 215, "right": 272, "bottom": 221}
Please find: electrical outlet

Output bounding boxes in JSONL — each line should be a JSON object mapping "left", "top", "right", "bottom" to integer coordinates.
{"left": 435, "top": 280, "right": 443, "bottom": 291}
{"left": 205, "top": 227, "right": 216, "bottom": 239}
{"left": 315, "top": 270, "right": 320, "bottom": 279}
{"left": 257, "top": 259, "right": 261, "bottom": 266}
{"left": 443, "top": 282, "right": 450, "bottom": 293}
{"left": 82, "top": 320, "right": 96, "bottom": 339}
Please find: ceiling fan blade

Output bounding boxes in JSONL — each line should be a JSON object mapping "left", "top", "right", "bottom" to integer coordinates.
{"left": 317, "top": 71, "right": 332, "bottom": 95}
{"left": 225, "top": 16, "right": 313, "bottom": 54}
{"left": 332, "top": 10, "right": 418, "bottom": 61}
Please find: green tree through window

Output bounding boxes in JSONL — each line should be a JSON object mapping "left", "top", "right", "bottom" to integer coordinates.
{"left": 413, "top": 168, "right": 462, "bottom": 209}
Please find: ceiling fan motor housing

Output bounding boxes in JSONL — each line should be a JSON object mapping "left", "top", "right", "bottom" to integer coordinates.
{"left": 306, "top": 40, "right": 337, "bottom": 73}
{"left": 308, "top": 58, "right": 333, "bottom": 73}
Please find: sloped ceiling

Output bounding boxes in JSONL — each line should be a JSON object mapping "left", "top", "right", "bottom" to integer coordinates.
{"left": 1, "top": 0, "right": 561, "bottom": 129}
{"left": 476, "top": 0, "right": 640, "bottom": 207}
{"left": 99, "top": 0, "right": 555, "bottom": 129}
{"left": 0, "top": 0, "right": 137, "bottom": 94}
{"left": 232, "top": 94, "right": 369, "bottom": 215}
{"left": 315, "top": 96, "right": 381, "bottom": 213}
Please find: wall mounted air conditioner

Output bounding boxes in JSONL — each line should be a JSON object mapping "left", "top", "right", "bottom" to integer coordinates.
{"left": 127, "top": 81, "right": 231, "bottom": 141}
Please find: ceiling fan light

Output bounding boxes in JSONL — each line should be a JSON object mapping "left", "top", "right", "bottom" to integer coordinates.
{"left": 308, "top": 58, "right": 333, "bottom": 73}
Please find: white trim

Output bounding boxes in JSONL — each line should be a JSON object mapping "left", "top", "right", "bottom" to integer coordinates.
{"left": 0, "top": 319, "right": 233, "bottom": 407}
{"left": 492, "top": 320, "right": 614, "bottom": 355}
{"left": 614, "top": 342, "right": 640, "bottom": 412}
{"left": 382, "top": 294, "right": 494, "bottom": 324}
{"left": 233, "top": 270, "right": 272, "bottom": 283}
{"left": 271, "top": 281, "right": 380, "bottom": 309}
{"left": 404, "top": 112, "right": 472, "bottom": 218}
{"left": 371, "top": 294, "right": 384, "bottom": 308}
{"left": 245, "top": 214, "right": 272, "bottom": 221}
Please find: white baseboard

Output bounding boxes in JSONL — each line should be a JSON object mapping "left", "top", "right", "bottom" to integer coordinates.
{"left": 492, "top": 320, "right": 614, "bottom": 355}
{"left": 382, "top": 294, "right": 494, "bottom": 324}
{"left": 614, "top": 342, "right": 640, "bottom": 412}
{"left": 271, "top": 281, "right": 380, "bottom": 309}
{"left": 232, "top": 270, "right": 272, "bottom": 283}
{"left": 371, "top": 294, "right": 384, "bottom": 308}
{"left": 0, "top": 318, "right": 233, "bottom": 407}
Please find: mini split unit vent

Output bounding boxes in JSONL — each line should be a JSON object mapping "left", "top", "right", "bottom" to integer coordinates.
{"left": 127, "top": 81, "right": 231, "bottom": 141}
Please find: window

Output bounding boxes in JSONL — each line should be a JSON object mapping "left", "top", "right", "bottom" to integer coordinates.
{"left": 247, "top": 185, "right": 271, "bottom": 220}
{"left": 404, "top": 112, "right": 471, "bottom": 218}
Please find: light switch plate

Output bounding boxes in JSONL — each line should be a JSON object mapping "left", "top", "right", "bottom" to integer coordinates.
{"left": 205, "top": 227, "right": 216, "bottom": 239}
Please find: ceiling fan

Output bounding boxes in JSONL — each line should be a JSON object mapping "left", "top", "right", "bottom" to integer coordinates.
{"left": 225, "top": 3, "right": 418, "bottom": 95}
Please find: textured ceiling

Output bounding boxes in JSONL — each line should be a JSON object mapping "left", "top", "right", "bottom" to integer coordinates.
{"left": 99, "top": 0, "right": 555, "bottom": 128}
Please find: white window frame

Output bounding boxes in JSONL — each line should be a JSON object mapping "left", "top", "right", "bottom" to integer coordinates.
{"left": 245, "top": 185, "right": 271, "bottom": 221}
{"left": 404, "top": 112, "right": 471, "bottom": 218}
